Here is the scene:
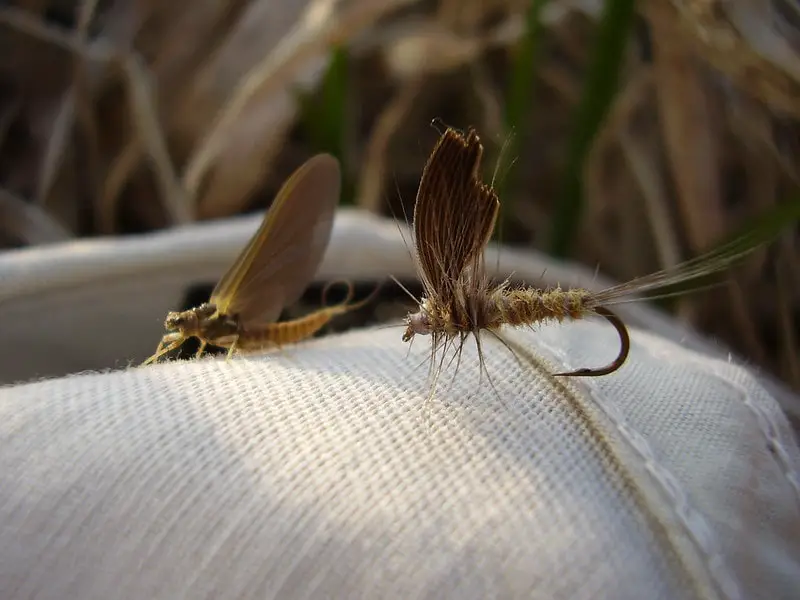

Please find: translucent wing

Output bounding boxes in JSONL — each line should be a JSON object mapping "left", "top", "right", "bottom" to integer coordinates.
{"left": 413, "top": 126, "right": 499, "bottom": 300}
{"left": 211, "top": 153, "right": 341, "bottom": 324}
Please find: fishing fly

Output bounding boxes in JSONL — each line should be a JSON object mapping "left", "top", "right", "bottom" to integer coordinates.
{"left": 402, "top": 123, "right": 775, "bottom": 386}
{"left": 143, "top": 154, "right": 374, "bottom": 365}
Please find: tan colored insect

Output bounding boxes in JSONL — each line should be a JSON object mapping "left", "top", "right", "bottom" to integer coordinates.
{"left": 143, "top": 154, "right": 374, "bottom": 365}
{"left": 403, "top": 124, "right": 773, "bottom": 386}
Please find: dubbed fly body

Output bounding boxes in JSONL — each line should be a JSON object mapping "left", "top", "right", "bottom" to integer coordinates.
{"left": 404, "top": 124, "right": 775, "bottom": 382}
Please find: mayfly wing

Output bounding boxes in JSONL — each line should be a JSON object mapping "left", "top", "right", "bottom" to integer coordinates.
{"left": 413, "top": 126, "right": 499, "bottom": 297}
{"left": 211, "top": 153, "right": 341, "bottom": 324}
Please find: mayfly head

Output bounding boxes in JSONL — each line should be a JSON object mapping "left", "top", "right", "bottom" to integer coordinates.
{"left": 164, "top": 303, "right": 217, "bottom": 336}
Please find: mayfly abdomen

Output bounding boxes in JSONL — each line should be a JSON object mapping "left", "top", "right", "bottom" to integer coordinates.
{"left": 275, "top": 309, "right": 334, "bottom": 344}
{"left": 231, "top": 283, "right": 380, "bottom": 353}
{"left": 494, "top": 288, "right": 593, "bottom": 328}
{"left": 235, "top": 309, "right": 333, "bottom": 351}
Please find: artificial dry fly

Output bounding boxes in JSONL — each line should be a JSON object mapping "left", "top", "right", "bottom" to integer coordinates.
{"left": 143, "top": 153, "right": 372, "bottom": 365}
{"left": 402, "top": 124, "right": 776, "bottom": 384}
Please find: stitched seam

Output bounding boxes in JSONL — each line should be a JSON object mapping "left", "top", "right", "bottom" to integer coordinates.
{"left": 645, "top": 347, "right": 800, "bottom": 510}
{"left": 537, "top": 334, "right": 741, "bottom": 600}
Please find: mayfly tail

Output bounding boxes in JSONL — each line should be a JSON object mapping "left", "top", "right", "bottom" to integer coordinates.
{"left": 595, "top": 279, "right": 728, "bottom": 308}
{"left": 553, "top": 306, "right": 630, "bottom": 377}
{"left": 321, "top": 279, "right": 383, "bottom": 315}
{"left": 594, "top": 230, "right": 770, "bottom": 304}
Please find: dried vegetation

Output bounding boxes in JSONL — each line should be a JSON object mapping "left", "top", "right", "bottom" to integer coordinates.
{"left": 1, "top": 0, "right": 799, "bottom": 391}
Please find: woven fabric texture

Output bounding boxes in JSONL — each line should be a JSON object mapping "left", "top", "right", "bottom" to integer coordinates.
{"left": 1, "top": 319, "right": 798, "bottom": 600}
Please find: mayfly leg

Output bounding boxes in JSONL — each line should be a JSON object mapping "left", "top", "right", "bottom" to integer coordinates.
{"left": 225, "top": 336, "right": 239, "bottom": 360}
{"left": 143, "top": 335, "right": 186, "bottom": 366}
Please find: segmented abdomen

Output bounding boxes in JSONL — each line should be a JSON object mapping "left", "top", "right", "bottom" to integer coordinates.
{"left": 494, "top": 287, "right": 592, "bottom": 327}
{"left": 236, "top": 308, "right": 335, "bottom": 350}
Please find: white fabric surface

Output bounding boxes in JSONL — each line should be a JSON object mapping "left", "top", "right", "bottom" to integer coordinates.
{"left": 1, "top": 322, "right": 799, "bottom": 599}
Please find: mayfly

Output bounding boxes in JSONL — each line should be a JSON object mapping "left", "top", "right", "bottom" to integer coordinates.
{"left": 143, "top": 154, "right": 374, "bottom": 365}
{"left": 402, "top": 124, "right": 777, "bottom": 383}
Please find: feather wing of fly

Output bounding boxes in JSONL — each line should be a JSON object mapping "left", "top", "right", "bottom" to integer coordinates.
{"left": 413, "top": 128, "right": 499, "bottom": 302}
{"left": 211, "top": 153, "right": 341, "bottom": 324}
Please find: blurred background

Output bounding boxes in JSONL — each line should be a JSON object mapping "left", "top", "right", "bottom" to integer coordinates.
{"left": 1, "top": 0, "right": 799, "bottom": 392}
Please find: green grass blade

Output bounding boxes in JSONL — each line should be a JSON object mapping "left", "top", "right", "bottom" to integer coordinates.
{"left": 503, "top": 0, "right": 549, "bottom": 136}
{"left": 297, "top": 45, "right": 354, "bottom": 205}
{"left": 494, "top": 0, "right": 549, "bottom": 241}
{"left": 549, "top": 0, "right": 637, "bottom": 257}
